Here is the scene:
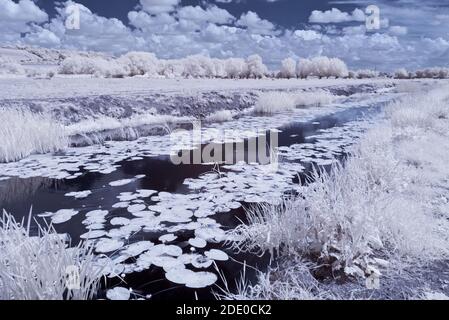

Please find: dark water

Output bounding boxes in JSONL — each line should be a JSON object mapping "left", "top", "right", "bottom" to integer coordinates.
{"left": 0, "top": 102, "right": 384, "bottom": 300}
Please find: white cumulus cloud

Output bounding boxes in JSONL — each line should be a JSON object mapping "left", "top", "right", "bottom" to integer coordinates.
{"left": 139, "top": 0, "right": 180, "bottom": 15}
{"left": 236, "top": 11, "right": 276, "bottom": 35}
{"left": 177, "top": 5, "right": 235, "bottom": 25}
{"left": 389, "top": 26, "right": 408, "bottom": 36}
{"left": 0, "top": 0, "right": 48, "bottom": 41}
{"left": 309, "top": 8, "right": 365, "bottom": 24}
{"left": 294, "top": 30, "right": 322, "bottom": 41}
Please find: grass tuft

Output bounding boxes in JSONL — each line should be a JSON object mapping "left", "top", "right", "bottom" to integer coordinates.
{"left": 0, "top": 108, "right": 68, "bottom": 163}
{"left": 0, "top": 210, "right": 103, "bottom": 300}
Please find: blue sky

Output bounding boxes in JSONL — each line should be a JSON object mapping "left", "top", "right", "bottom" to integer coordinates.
{"left": 2, "top": 0, "right": 449, "bottom": 71}
{"left": 34, "top": 0, "right": 341, "bottom": 29}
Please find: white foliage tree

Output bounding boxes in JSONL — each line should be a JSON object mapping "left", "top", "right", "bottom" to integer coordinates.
{"left": 312, "top": 56, "right": 331, "bottom": 78}
{"left": 212, "top": 58, "right": 227, "bottom": 78}
{"left": 296, "top": 58, "right": 313, "bottom": 79}
{"left": 59, "top": 56, "right": 125, "bottom": 78}
{"left": 329, "top": 58, "right": 349, "bottom": 78}
{"left": 296, "top": 57, "right": 348, "bottom": 79}
{"left": 413, "top": 67, "right": 449, "bottom": 79}
{"left": 280, "top": 58, "right": 297, "bottom": 79}
{"left": 394, "top": 68, "right": 410, "bottom": 79}
{"left": 246, "top": 54, "right": 268, "bottom": 79}
{"left": 438, "top": 68, "right": 449, "bottom": 79}
{"left": 118, "top": 51, "right": 160, "bottom": 77}
{"left": 180, "top": 55, "right": 212, "bottom": 78}
{"left": 356, "top": 69, "right": 380, "bottom": 79}
{"left": 159, "top": 59, "right": 185, "bottom": 78}
{"left": 225, "top": 58, "right": 247, "bottom": 79}
{"left": 55, "top": 51, "right": 354, "bottom": 80}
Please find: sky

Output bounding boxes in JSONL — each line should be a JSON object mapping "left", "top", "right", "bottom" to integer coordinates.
{"left": 1, "top": 0, "right": 449, "bottom": 71}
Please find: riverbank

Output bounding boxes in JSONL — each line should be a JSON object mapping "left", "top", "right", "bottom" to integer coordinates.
{"left": 224, "top": 84, "right": 449, "bottom": 300}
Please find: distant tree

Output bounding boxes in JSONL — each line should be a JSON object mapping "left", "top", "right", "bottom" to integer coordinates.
{"left": 296, "top": 57, "right": 348, "bottom": 79}
{"left": 224, "top": 58, "right": 246, "bottom": 79}
{"left": 118, "top": 52, "right": 159, "bottom": 76}
{"left": 246, "top": 54, "right": 268, "bottom": 79}
{"left": 280, "top": 58, "right": 297, "bottom": 79}
{"left": 394, "top": 68, "right": 410, "bottom": 79}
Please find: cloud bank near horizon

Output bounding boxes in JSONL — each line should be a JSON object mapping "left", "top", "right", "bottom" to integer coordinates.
{"left": 0, "top": 0, "right": 448, "bottom": 71}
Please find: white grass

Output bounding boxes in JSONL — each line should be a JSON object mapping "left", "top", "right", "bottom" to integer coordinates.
{"left": 232, "top": 134, "right": 448, "bottom": 264}
{"left": 229, "top": 85, "right": 449, "bottom": 296}
{"left": 0, "top": 210, "right": 103, "bottom": 300}
{"left": 253, "top": 91, "right": 336, "bottom": 114}
{"left": 215, "top": 259, "right": 335, "bottom": 300}
{"left": 66, "top": 113, "right": 193, "bottom": 136}
{"left": 294, "top": 90, "right": 335, "bottom": 106}
{"left": 0, "top": 105, "right": 228, "bottom": 163}
{"left": 205, "top": 110, "right": 234, "bottom": 122}
{"left": 387, "top": 90, "right": 449, "bottom": 130}
{"left": 0, "top": 108, "right": 68, "bottom": 163}
{"left": 252, "top": 92, "right": 297, "bottom": 115}
{"left": 420, "top": 291, "right": 449, "bottom": 300}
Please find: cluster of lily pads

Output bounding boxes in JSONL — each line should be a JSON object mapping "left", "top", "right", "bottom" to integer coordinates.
{"left": 278, "top": 117, "right": 378, "bottom": 164}
{"left": 0, "top": 92, "right": 395, "bottom": 299}
{"left": 0, "top": 93, "right": 391, "bottom": 181}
